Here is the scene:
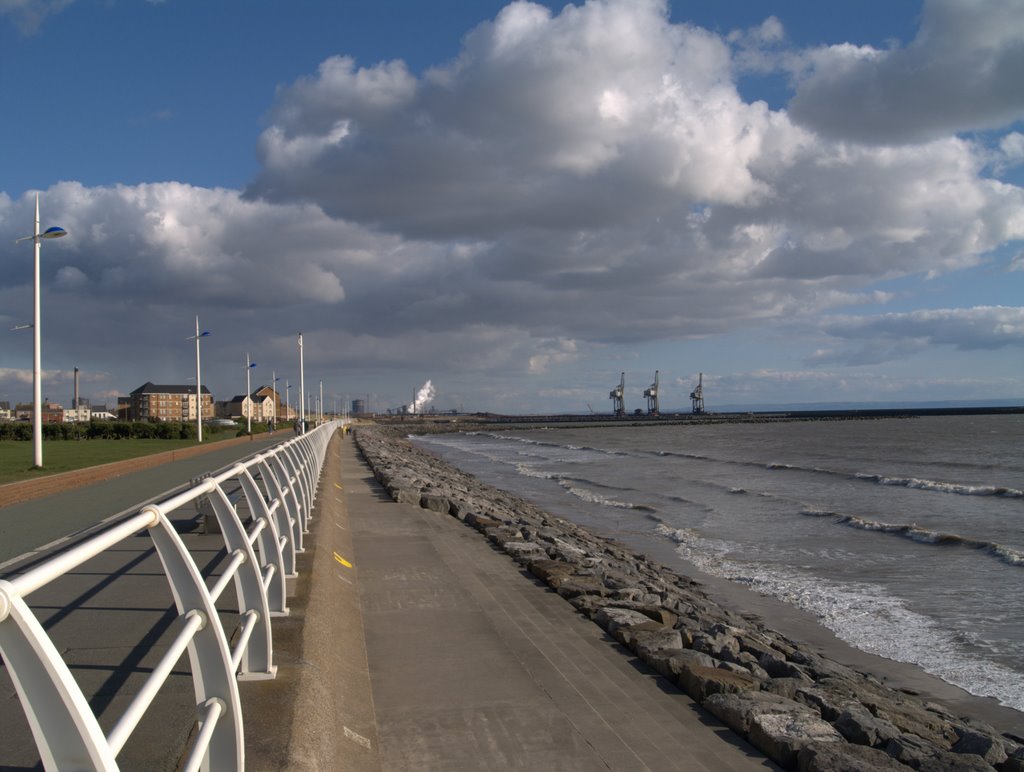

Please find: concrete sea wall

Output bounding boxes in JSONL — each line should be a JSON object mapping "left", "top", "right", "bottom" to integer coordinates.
{"left": 354, "top": 425, "right": 1023, "bottom": 771}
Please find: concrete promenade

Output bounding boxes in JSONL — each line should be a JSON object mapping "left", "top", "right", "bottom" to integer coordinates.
{"left": 1, "top": 429, "right": 777, "bottom": 770}
{"left": 247, "top": 432, "right": 775, "bottom": 770}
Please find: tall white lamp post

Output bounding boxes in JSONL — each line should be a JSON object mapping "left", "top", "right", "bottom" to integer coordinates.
{"left": 187, "top": 317, "right": 210, "bottom": 442}
{"left": 298, "top": 333, "right": 305, "bottom": 432}
{"left": 245, "top": 353, "right": 257, "bottom": 434}
{"left": 319, "top": 380, "right": 323, "bottom": 426}
{"left": 271, "top": 371, "right": 280, "bottom": 427}
{"left": 15, "top": 194, "right": 67, "bottom": 468}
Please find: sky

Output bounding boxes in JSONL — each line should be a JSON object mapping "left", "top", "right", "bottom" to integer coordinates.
{"left": 1, "top": 0, "right": 1023, "bottom": 415}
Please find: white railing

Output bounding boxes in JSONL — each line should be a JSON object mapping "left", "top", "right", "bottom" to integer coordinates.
{"left": 0, "top": 420, "right": 343, "bottom": 771}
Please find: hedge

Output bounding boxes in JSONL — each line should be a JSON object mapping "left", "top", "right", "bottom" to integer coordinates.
{"left": 0, "top": 420, "right": 235, "bottom": 441}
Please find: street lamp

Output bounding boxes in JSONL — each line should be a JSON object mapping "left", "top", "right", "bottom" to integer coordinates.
{"left": 245, "top": 353, "right": 257, "bottom": 435}
{"left": 298, "top": 333, "right": 305, "bottom": 433}
{"left": 186, "top": 317, "right": 210, "bottom": 442}
{"left": 15, "top": 194, "right": 67, "bottom": 468}
{"left": 285, "top": 380, "right": 291, "bottom": 424}
{"left": 271, "top": 371, "right": 280, "bottom": 428}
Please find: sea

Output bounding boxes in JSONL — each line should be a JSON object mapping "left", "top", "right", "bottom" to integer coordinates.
{"left": 411, "top": 415, "right": 1024, "bottom": 714}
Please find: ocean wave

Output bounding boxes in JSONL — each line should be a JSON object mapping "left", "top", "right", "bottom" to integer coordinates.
{"left": 801, "top": 511, "right": 1024, "bottom": 568}
{"left": 558, "top": 480, "right": 656, "bottom": 512}
{"left": 651, "top": 524, "right": 1024, "bottom": 712}
{"left": 854, "top": 473, "right": 1024, "bottom": 498}
{"left": 765, "top": 459, "right": 1024, "bottom": 499}
{"left": 513, "top": 463, "right": 564, "bottom": 480}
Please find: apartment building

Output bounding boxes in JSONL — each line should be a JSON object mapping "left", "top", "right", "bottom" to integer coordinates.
{"left": 129, "top": 382, "right": 213, "bottom": 422}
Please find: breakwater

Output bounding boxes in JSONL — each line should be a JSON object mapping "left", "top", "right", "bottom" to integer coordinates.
{"left": 354, "top": 425, "right": 1023, "bottom": 771}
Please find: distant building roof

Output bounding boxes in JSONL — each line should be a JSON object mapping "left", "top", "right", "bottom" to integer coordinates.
{"left": 130, "top": 382, "right": 211, "bottom": 395}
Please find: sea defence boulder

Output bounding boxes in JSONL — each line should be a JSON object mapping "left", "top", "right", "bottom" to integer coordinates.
{"left": 354, "top": 425, "right": 1022, "bottom": 771}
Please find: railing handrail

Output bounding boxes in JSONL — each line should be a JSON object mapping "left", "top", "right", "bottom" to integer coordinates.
{"left": 0, "top": 420, "right": 344, "bottom": 771}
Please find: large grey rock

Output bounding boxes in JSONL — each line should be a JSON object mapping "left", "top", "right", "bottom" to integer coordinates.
{"left": 419, "top": 493, "right": 451, "bottom": 513}
{"left": 646, "top": 648, "right": 717, "bottom": 683}
{"left": 527, "top": 559, "right": 576, "bottom": 588}
{"left": 886, "top": 733, "right": 996, "bottom": 771}
{"left": 798, "top": 740, "right": 907, "bottom": 771}
{"left": 835, "top": 703, "right": 901, "bottom": 747}
{"left": 951, "top": 730, "right": 1007, "bottom": 766}
{"left": 631, "top": 627, "right": 684, "bottom": 660}
{"left": 1003, "top": 747, "right": 1024, "bottom": 772}
{"left": 681, "top": 666, "right": 761, "bottom": 704}
{"left": 594, "top": 606, "right": 653, "bottom": 634}
{"left": 749, "top": 711, "right": 843, "bottom": 769}
{"left": 502, "top": 541, "right": 548, "bottom": 564}
{"left": 704, "top": 691, "right": 817, "bottom": 736}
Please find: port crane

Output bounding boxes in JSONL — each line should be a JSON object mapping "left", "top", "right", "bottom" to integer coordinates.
{"left": 644, "top": 370, "right": 660, "bottom": 415}
{"left": 609, "top": 372, "right": 625, "bottom": 417}
{"left": 690, "top": 372, "right": 705, "bottom": 414}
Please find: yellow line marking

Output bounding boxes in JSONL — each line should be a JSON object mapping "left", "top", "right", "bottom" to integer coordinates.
{"left": 334, "top": 483, "right": 344, "bottom": 490}
{"left": 333, "top": 552, "right": 352, "bottom": 568}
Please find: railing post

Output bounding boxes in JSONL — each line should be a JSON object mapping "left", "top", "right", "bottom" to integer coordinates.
{"left": 205, "top": 481, "right": 277, "bottom": 680}
{"left": 147, "top": 505, "right": 244, "bottom": 771}
{"left": 0, "top": 582, "right": 117, "bottom": 770}
{"left": 239, "top": 463, "right": 289, "bottom": 615}
{"left": 263, "top": 451, "right": 300, "bottom": 574}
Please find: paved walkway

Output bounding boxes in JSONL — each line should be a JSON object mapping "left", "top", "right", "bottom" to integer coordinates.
{"left": 251, "top": 432, "right": 776, "bottom": 771}
{"left": 1, "top": 430, "right": 777, "bottom": 770}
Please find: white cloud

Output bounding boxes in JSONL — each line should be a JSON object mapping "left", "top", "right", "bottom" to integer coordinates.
{"left": 812, "top": 306, "right": 1024, "bottom": 366}
{"left": 787, "top": 0, "right": 1024, "bottom": 144}
{"left": 0, "top": 0, "right": 73, "bottom": 34}
{"left": 3, "top": 0, "right": 1023, "bottom": 411}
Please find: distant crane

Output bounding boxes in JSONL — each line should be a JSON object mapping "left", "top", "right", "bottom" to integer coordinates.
{"left": 587, "top": 403, "right": 595, "bottom": 415}
{"left": 644, "top": 370, "right": 660, "bottom": 415}
{"left": 690, "top": 372, "right": 705, "bottom": 415}
{"left": 609, "top": 372, "right": 625, "bottom": 417}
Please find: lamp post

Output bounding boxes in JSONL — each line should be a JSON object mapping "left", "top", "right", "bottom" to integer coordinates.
{"left": 285, "top": 380, "right": 291, "bottom": 424}
{"left": 319, "top": 380, "right": 323, "bottom": 426}
{"left": 245, "top": 353, "right": 257, "bottom": 435}
{"left": 271, "top": 371, "right": 280, "bottom": 428}
{"left": 187, "top": 317, "right": 210, "bottom": 442}
{"left": 15, "top": 194, "right": 67, "bottom": 468}
{"left": 298, "top": 333, "right": 305, "bottom": 433}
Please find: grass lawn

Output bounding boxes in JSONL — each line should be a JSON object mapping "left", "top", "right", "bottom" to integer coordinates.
{"left": 0, "top": 437, "right": 232, "bottom": 487}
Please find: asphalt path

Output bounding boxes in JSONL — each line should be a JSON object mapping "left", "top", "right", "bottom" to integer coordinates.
{"left": 0, "top": 434, "right": 289, "bottom": 568}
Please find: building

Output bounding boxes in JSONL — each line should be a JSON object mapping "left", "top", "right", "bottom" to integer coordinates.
{"left": 351, "top": 399, "right": 366, "bottom": 416}
{"left": 129, "top": 382, "right": 213, "bottom": 422}
{"left": 63, "top": 405, "right": 92, "bottom": 423}
{"left": 252, "top": 386, "right": 285, "bottom": 421}
{"left": 42, "top": 401, "right": 64, "bottom": 423}
{"left": 11, "top": 402, "right": 64, "bottom": 422}
{"left": 218, "top": 387, "right": 282, "bottom": 421}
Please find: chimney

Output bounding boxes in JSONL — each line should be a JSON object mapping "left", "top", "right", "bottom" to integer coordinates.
{"left": 73, "top": 367, "right": 80, "bottom": 409}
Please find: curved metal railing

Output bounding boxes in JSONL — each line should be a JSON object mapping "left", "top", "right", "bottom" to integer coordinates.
{"left": 0, "top": 420, "right": 342, "bottom": 770}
